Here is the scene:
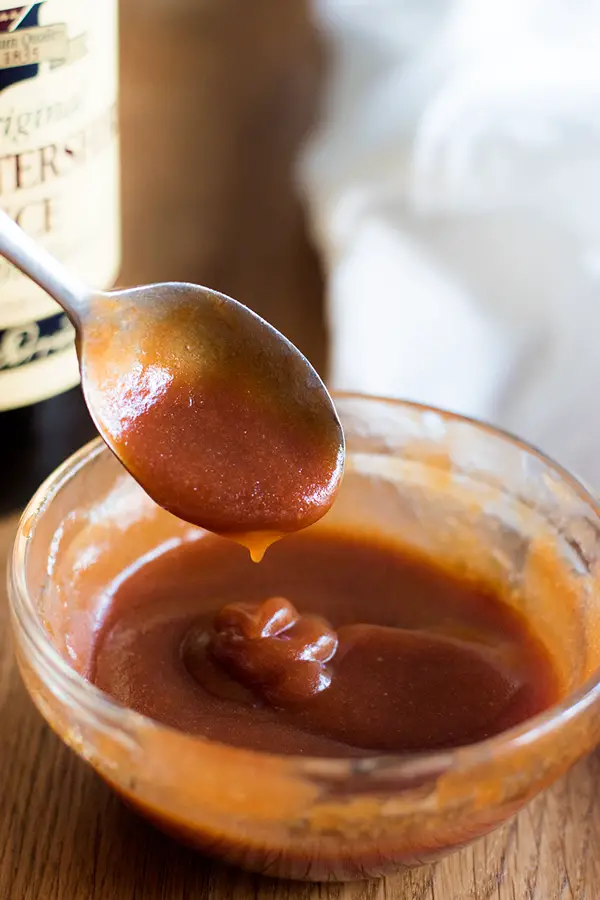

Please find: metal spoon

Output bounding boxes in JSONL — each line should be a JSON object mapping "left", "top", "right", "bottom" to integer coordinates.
{"left": 0, "top": 209, "right": 344, "bottom": 558}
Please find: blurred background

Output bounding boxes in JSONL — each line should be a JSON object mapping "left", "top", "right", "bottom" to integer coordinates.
{"left": 119, "top": 0, "right": 326, "bottom": 370}
{"left": 121, "top": 0, "right": 600, "bottom": 487}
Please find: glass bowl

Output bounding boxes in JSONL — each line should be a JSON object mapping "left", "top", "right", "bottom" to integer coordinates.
{"left": 9, "top": 395, "right": 600, "bottom": 881}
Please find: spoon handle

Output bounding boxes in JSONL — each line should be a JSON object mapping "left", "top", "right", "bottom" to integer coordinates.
{"left": 0, "top": 207, "right": 91, "bottom": 325}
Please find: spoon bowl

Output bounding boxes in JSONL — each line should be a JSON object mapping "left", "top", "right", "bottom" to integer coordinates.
{"left": 80, "top": 282, "right": 344, "bottom": 552}
{"left": 0, "top": 211, "right": 344, "bottom": 555}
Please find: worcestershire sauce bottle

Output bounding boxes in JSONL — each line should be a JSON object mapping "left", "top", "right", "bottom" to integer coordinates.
{"left": 0, "top": 1, "right": 120, "bottom": 513}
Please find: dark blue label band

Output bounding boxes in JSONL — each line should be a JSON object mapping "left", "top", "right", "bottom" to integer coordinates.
{"left": 0, "top": 4, "right": 42, "bottom": 91}
{"left": 0, "top": 310, "right": 74, "bottom": 371}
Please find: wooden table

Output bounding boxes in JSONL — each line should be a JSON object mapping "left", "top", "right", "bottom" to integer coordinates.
{"left": 2, "top": 2, "right": 600, "bottom": 897}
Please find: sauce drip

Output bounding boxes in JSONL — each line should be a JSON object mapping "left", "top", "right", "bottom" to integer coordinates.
{"left": 207, "top": 597, "right": 338, "bottom": 705}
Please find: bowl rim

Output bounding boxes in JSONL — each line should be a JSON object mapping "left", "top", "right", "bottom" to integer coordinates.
{"left": 9, "top": 392, "right": 600, "bottom": 781}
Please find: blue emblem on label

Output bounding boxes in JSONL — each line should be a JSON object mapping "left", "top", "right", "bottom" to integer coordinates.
{"left": 0, "top": 4, "right": 42, "bottom": 91}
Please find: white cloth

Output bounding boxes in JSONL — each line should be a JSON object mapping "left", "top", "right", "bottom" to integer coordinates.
{"left": 300, "top": 0, "right": 600, "bottom": 487}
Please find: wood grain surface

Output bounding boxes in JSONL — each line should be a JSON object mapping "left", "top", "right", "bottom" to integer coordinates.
{"left": 2, "top": 1, "right": 600, "bottom": 898}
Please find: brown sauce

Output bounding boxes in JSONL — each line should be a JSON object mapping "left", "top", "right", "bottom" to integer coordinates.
{"left": 90, "top": 529, "right": 560, "bottom": 757}
{"left": 85, "top": 295, "right": 344, "bottom": 560}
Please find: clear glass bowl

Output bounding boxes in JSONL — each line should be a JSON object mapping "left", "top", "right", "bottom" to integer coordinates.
{"left": 9, "top": 395, "right": 600, "bottom": 881}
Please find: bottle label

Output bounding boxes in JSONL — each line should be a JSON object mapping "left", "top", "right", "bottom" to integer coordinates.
{"left": 0, "top": 0, "right": 120, "bottom": 410}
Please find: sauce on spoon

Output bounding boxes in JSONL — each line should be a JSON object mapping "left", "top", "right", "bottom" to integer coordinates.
{"left": 80, "top": 285, "right": 344, "bottom": 560}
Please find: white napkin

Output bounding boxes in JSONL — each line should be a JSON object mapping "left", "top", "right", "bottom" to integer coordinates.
{"left": 300, "top": 0, "right": 600, "bottom": 487}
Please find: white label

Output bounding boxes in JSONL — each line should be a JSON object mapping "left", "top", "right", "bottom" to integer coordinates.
{"left": 0, "top": 0, "right": 120, "bottom": 410}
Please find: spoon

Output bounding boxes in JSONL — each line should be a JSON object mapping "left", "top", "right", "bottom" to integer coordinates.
{"left": 0, "top": 210, "right": 345, "bottom": 560}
